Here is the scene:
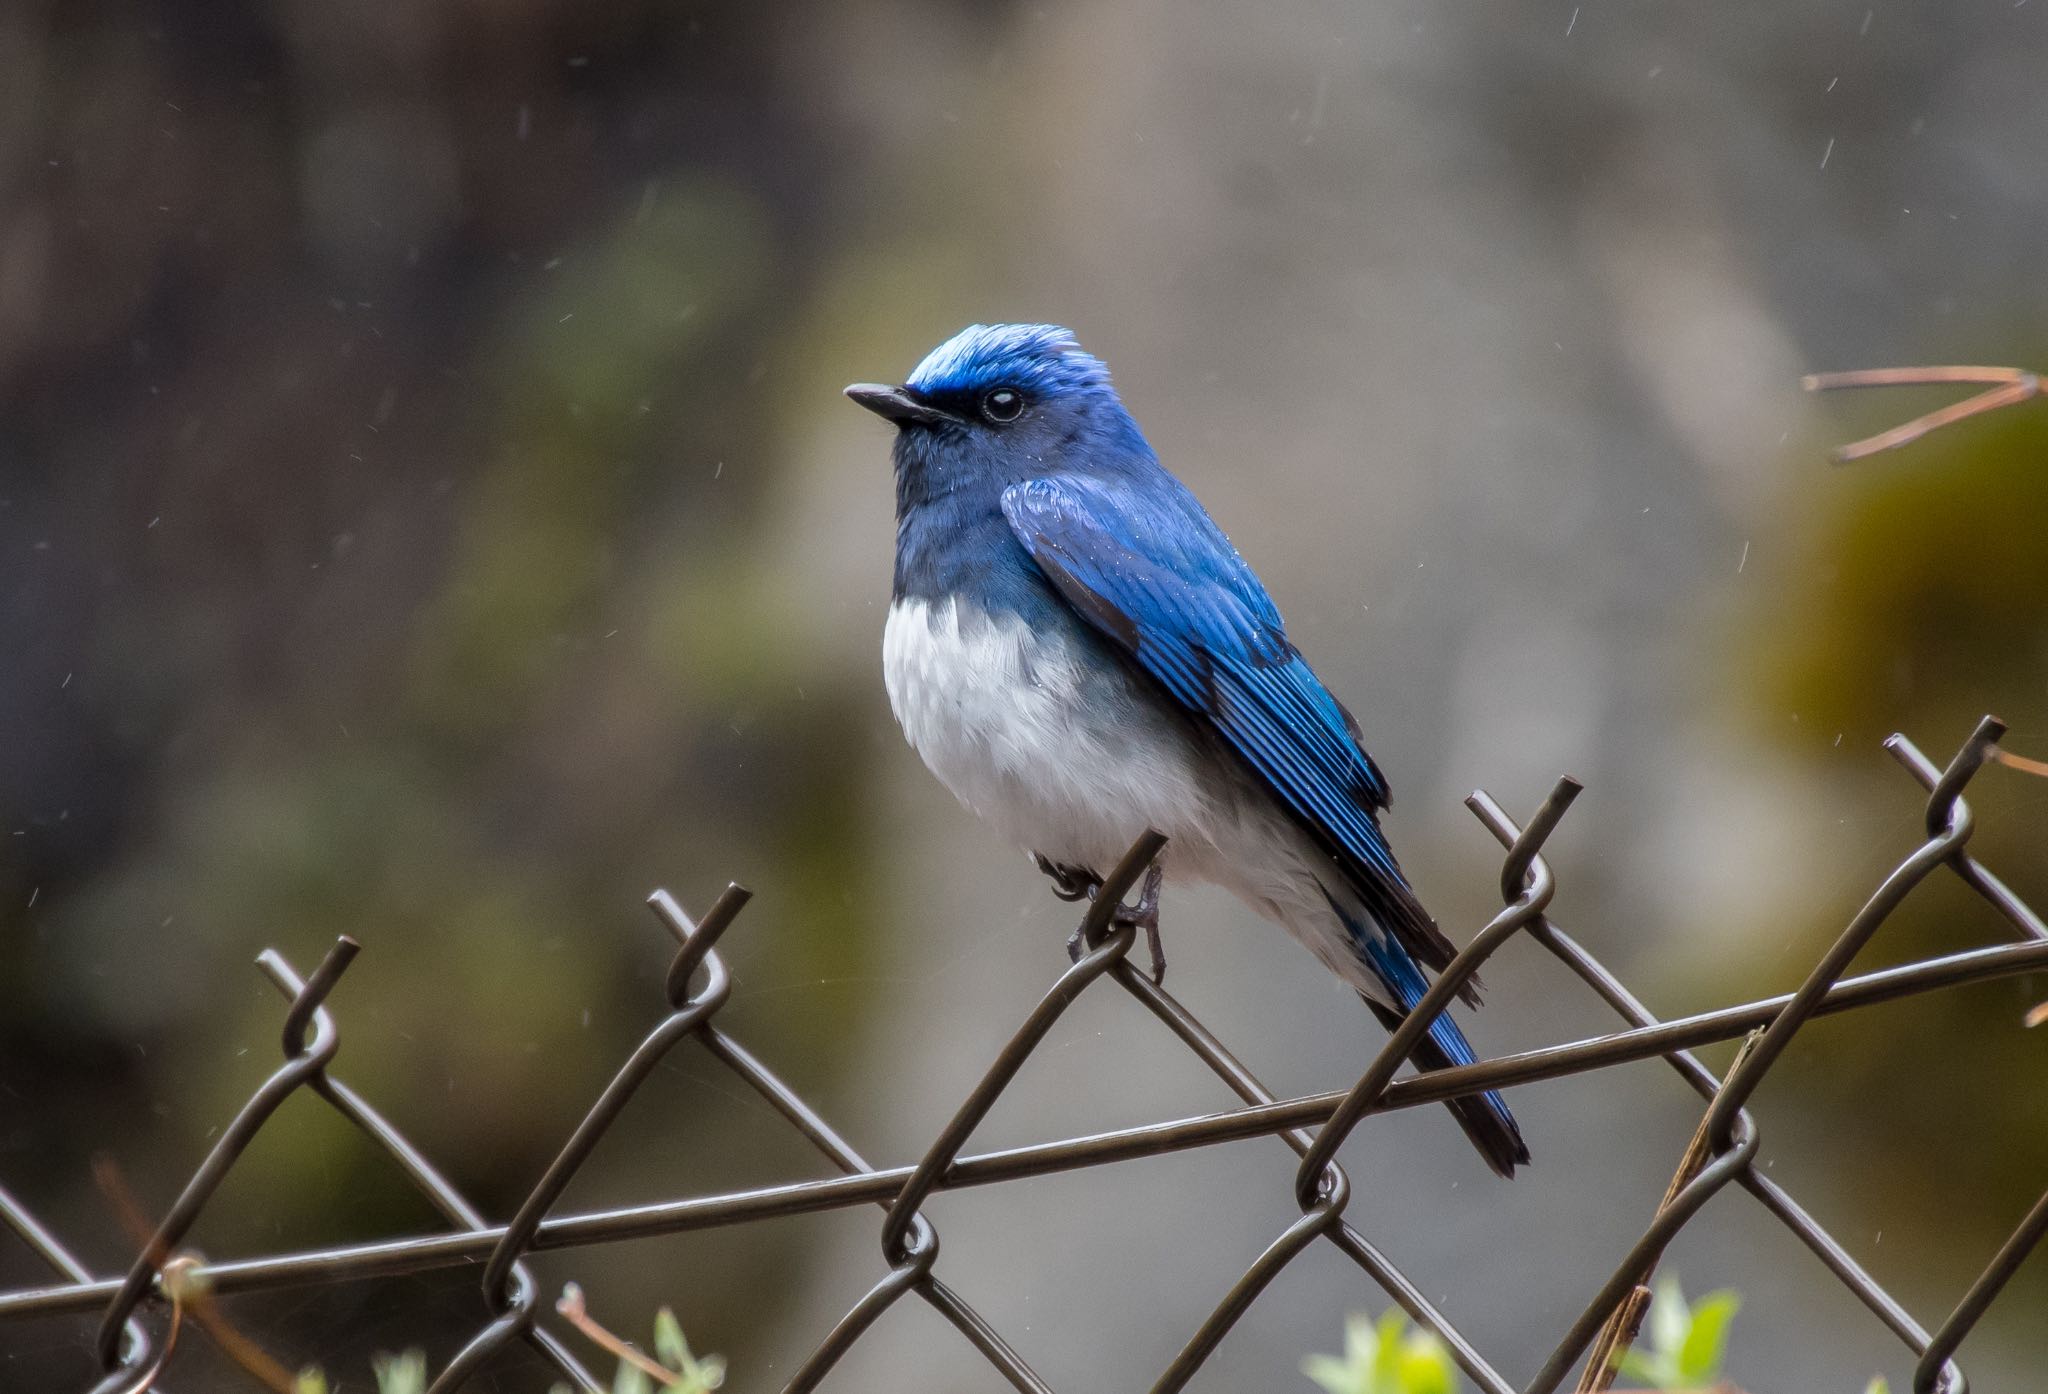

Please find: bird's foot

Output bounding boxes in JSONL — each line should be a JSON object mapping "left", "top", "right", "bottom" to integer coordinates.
{"left": 1114, "top": 861, "right": 1167, "bottom": 984}
{"left": 1045, "top": 856, "right": 1165, "bottom": 982}
{"left": 1040, "top": 855, "right": 1103, "bottom": 964}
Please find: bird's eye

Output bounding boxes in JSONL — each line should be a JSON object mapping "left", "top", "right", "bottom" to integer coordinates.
{"left": 980, "top": 387, "right": 1025, "bottom": 424}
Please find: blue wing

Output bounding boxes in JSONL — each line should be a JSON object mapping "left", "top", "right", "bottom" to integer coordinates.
{"left": 1001, "top": 472, "right": 1462, "bottom": 981}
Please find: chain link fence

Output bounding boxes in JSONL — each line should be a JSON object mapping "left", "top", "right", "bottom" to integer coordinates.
{"left": 3, "top": 715, "right": 2045, "bottom": 1394}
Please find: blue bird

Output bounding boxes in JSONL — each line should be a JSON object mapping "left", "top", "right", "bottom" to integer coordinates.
{"left": 846, "top": 324, "right": 1528, "bottom": 1177}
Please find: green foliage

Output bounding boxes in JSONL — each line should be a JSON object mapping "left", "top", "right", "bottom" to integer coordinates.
{"left": 547, "top": 1305, "right": 726, "bottom": 1394}
{"left": 294, "top": 1317, "right": 726, "bottom": 1394}
{"left": 293, "top": 1348, "right": 427, "bottom": 1394}
{"left": 1864, "top": 1380, "right": 1890, "bottom": 1394}
{"left": 1303, "top": 1310, "right": 1458, "bottom": 1394}
{"left": 1614, "top": 1275, "right": 1739, "bottom": 1391}
{"left": 371, "top": 1350, "right": 429, "bottom": 1394}
{"left": 651, "top": 1307, "right": 725, "bottom": 1390}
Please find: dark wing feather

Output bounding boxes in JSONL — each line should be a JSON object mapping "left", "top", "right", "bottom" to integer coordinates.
{"left": 1001, "top": 474, "right": 1460, "bottom": 978}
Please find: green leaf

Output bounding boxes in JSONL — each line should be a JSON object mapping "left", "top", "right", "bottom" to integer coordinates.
{"left": 293, "top": 1368, "right": 329, "bottom": 1394}
{"left": 1613, "top": 1347, "right": 1666, "bottom": 1387}
{"left": 1373, "top": 1308, "right": 1407, "bottom": 1392}
{"left": 1305, "top": 1310, "right": 1464, "bottom": 1394}
{"left": 1865, "top": 1380, "right": 1891, "bottom": 1394}
{"left": 1648, "top": 1274, "right": 1690, "bottom": 1360}
{"left": 1343, "top": 1313, "right": 1378, "bottom": 1371}
{"left": 1305, "top": 1313, "right": 1383, "bottom": 1393}
{"left": 371, "top": 1349, "right": 428, "bottom": 1394}
{"left": 1303, "top": 1352, "right": 1365, "bottom": 1394}
{"left": 1395, "top": 1328, "right": 1457, "bottom": 1394}
{"left": 613, "top": 1361, "right": 653, "bottom": 1394}
{"left": 654, "top": 1306, "right": 689, "bottom": 1371}
{"left": 1676, "top": 1290, "right": 1741, "bottom": 1383}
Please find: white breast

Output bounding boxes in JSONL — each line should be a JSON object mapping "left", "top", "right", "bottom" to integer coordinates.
{"left": 881, "top": 595, "right": 1400, "bottom": 1001}
{"left": 881, "top": 595, "right": 1214, "bottom": 874}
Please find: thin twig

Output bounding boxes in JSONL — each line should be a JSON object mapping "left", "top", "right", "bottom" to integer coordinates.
{"left": 1576, "top": 1033, "right": 1765, "bottom": 1392}
{"left": 94, "top": 1156, "right": 299, "bottom": 1393}
{"left": 97, "top": 1255, "right": 199, "bottom": 1394}
{"left": 1990, "top": 746, "right": 2048, "bottom": 780}
{"left": 1575, "top": 1285, "right": 1651, "bottom": 1394}
{"left": 1802, "top": 365, "right": 2041, "bottom": 462}
{"left": 556, "top": 1283, "right": 679, "bottom": 1387}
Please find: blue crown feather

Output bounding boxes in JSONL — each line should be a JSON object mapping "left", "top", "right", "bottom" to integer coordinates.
{"left": 906, "top": 323, "right": 1112, "bottom": 399}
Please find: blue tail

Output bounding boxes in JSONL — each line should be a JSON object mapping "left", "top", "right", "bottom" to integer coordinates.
{"left": 1357, "top": 930, "right": 1529, "bottom": 1178}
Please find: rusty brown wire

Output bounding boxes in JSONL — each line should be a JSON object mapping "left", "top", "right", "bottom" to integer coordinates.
{"left": 3, "top": 719, "right": 2044, "bottom": 1394}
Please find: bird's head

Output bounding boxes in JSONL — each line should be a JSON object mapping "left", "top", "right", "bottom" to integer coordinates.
{"left": 847, "top": 324, "right": 1148, "bottom": 508}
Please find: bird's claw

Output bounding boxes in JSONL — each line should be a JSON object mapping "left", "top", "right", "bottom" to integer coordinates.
{"left": 1034, "top": 853, "right": 1095, "bottom": 903}
{"left": 1112, "top": 861, "right": 1167, "bottom": 984}
{"left": 1141, "top": 921, "right": 1166, "bottom": 985}
{"left": 1045, "top": 855, "right": 1166, "bottom": 982}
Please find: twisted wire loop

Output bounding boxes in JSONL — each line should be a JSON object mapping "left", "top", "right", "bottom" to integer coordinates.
{"left": 1147, "top": 779, "right": 1580, "bottom": 1394}
{"left": 784, "top": 831, "right": 1168, "bottom": 1394}
{"left": 0, "top": 1183, "right": 158, "bottom": 1391}
{"left": 1525, "top": 717, "right": 2010, "bottom": 1394}
{"left": 76, "top": 934, "right": 362, "bottom": 1393}
{"left": 1885, "top": 733, "right": 2048, "bottom": 945}
{"left": 425, "top": 884, "right": 752, "bottom": 1394}
{"left": 253, "top": 951, "right": 605, "bottom": 1393}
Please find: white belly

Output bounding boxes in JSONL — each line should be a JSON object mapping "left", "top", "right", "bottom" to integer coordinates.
{"left": 882, "top": 595, "right": 1213, "bottom": 873}
{"left": 881, "top": 594, "right": 1394, "bottom": 1000}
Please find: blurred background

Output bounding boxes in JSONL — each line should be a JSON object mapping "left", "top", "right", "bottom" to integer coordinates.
{"left": 2, "top": 1, "right": 2045, "bottom": 1389}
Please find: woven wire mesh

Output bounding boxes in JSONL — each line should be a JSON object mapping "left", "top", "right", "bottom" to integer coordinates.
{"left": 3, "top": 715, "right": 2045, "bottom": 1394}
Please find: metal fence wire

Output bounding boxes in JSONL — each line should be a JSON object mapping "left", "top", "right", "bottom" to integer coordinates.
{"left": 4, "top": 715, "right": 2047, "bottom": 1394}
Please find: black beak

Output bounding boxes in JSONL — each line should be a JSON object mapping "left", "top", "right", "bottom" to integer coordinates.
{"left": 844, "top": 382, "right": 954, "bottom": 426}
